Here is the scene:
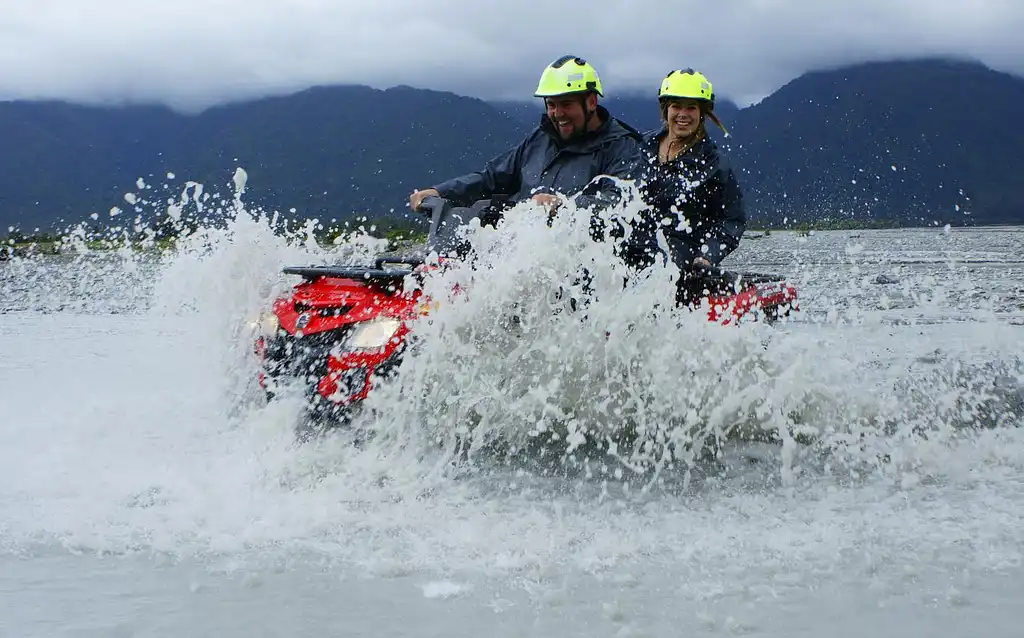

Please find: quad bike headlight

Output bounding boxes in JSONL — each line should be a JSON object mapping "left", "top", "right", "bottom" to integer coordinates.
{"left": 260, "top": 312, "right": 280, "bottom": 337}
{"left": 247, "top": 311, "right": 280, "bottom": 337}
{"left": 345, "top": 317, "right": 401, "bottom": 350}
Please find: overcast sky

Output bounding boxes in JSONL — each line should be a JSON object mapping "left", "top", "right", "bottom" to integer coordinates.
{"left": 2, "top": 0, "right": 1022, "bottom": 112}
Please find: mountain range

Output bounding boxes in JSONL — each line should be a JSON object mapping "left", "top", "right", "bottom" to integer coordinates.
{"left": 1, "top": 57, "right": 1021, "bottom": 236}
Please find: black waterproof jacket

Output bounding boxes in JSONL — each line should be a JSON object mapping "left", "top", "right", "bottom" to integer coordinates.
{"left": 622, "top": 127, "right": 746, "bottom": 268}
{"left": 431, "top": 106, "right": 643, "bottom": 211}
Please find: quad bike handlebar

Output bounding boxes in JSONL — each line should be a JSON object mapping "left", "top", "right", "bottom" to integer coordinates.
{"left": 416, "top": 195, "right": 451, "bottom": 243}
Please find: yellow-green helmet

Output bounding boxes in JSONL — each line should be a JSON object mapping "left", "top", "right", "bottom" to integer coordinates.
{"left": 659, "top": 68, "right": 730, "bottom": 135}
{"left": 659, "top": 68, "right": 715, "bottom": 107}
{"left": 535, "top": 55, "right": 604, "bottom": 98}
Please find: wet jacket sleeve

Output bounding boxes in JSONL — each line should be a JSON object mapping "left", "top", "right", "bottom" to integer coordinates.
{"left": 431, "top": 142, "right": 524, "bottom": 207}
{"left": 573, "top": 135, "right": 645, "bottom": 211}
{"left": 700, "top": 162, "right": 746, "bottom": 265}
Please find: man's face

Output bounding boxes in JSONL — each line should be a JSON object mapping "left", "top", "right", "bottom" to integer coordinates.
{"left": 545, "top": 94, "right": 593, "bottom": 140}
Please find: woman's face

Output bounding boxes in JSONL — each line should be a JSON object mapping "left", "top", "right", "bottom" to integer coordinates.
{"left": 665, "top": 99, "right": 702, "bottom": 138}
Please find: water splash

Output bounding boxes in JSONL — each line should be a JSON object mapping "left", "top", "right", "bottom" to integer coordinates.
{"left": 2, "top": 172, "right": 1023, "bottom": 601}
{"left": 3, "top": 175, "right": 1021, "bottom": 488}
{"left": 327, "top": 199, "right": 1024, "bottom": 493}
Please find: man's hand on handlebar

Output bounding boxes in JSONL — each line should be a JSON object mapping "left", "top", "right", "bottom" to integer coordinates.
{"left": 409, "top": 188, "right": 440, "bottom": 212}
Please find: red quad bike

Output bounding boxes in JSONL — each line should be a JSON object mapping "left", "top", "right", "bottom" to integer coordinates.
{"left": 254, "top": 196, "right": 799, "bottom": 427}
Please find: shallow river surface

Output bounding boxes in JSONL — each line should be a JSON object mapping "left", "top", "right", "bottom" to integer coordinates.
{"left": 2, "top": 220, "right": 1022, "bottom": 637}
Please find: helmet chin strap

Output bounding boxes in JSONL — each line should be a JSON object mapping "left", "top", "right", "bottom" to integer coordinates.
{"left": 582, "top": 93, "right": 597, "bottom": 126}
{"left": 568, "top": 94, "right": 597, "bottom": 141}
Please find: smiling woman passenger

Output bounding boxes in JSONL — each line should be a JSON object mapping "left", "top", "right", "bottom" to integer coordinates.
{"left": 622, "top": 69, "right": 746, "bottom": 273}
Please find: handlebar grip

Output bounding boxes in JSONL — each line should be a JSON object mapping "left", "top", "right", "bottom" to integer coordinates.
{"left": 417, "top": 195, "right": 444, "bottom": 213}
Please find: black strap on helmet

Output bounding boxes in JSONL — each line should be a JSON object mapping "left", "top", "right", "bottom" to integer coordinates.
{"left": 551, "top": 54, "right": 587, "bottom": 69}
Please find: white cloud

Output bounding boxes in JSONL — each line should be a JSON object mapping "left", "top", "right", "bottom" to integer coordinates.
{"left": 1, "top": 0, "right": 1022, "bottom": 111}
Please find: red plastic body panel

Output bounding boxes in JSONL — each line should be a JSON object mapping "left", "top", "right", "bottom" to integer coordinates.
{"left": 260, "top": 267, "right": 798, "bottom": 406}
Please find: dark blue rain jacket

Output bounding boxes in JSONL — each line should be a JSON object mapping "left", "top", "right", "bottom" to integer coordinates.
{"left": 623, "top": 128, "right": 746, "bottom": 268}
{"left": 431, "top": 106, "right": 643, "bottom": 212}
